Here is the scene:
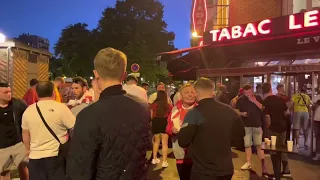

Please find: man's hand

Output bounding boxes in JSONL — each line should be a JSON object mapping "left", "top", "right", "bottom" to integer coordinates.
{"left": 240, "top": 112, "right": 249, "bottom": 117}
{"left": 172, "top": 127, "right": 179, "bottom": 134}
{"left": 248, "top": 95, "right": 257, "bottom": 103}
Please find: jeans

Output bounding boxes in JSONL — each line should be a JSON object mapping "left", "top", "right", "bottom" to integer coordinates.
{"left": 268, "top": 130, "right": 290, "bottom": 179}
{"left": 28, "top": 156, "right": 67, "bottom": 180}
{"left": 177, "top": 163, "right": 192, "bottom": 180}
{"left": 244, "top": 127, "right": 263, "bottom": 148}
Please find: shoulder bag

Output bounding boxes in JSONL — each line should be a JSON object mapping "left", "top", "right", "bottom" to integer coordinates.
{"left": 36, "top": 103, "right": 69, "bottom": 168}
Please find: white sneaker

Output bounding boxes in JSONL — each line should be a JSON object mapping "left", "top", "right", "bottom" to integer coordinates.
{"left": 241, "top": 162, "right": 252, "bottom": 170}
{"left": 151, "top": 158, "right": 160, "bottom": 165}
{"left": 313, "top": 154, "right": 320, "bottom": 161}
{"left": 162, "top": 161, "right": 169, "bottom": 168}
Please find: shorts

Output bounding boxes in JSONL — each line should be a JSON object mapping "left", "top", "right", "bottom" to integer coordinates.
{"left": 293, "top": 112, "right": 309, "bottom": 130}
{"left": 244, "top": 127, "right": 263, "bottom": 148}
{"left": 152, "top": 117, "right": 168, "bottom": 134}
{"left": 0, "top": 142, "right": 27, "bottom": 173}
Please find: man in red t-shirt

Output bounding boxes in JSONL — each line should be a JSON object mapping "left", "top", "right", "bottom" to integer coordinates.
{"left": 23, "top": 79, "right": 39, "bottom": 106}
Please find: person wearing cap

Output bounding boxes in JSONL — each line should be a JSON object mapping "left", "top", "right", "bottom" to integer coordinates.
{"left": 122, "top": 75, "right": 148, "bottom": 102}
{"left": 23, "top": 79, "right": 39, "bottom": 106}
{"left": 0, "top": 82, "right": 29, "bottom": 180}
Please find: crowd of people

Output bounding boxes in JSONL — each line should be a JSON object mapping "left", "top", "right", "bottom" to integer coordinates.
{"left": 0, "top": 47, "right": 318, "bottom": 180}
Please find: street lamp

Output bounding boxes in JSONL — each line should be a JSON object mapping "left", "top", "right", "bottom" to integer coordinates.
{"left": 0, "top": 33, "right": 6, "bottom": 43}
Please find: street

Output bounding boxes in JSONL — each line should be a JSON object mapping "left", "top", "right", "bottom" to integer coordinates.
{"left": 11, "top": 148, "right": 320, "bottom": 179}
{"left": 148, "top": 149, "right": 320, "bottom": 180}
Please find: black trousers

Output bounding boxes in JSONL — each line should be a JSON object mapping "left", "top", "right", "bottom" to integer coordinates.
{"left": 177, "top": 163, "right": 192, "bottom": 180}
{"left": 28, "top": 156, "right": 66, "bottom": 180}
{"left": 190, "top": 172, "right": 233, "bottom": 180}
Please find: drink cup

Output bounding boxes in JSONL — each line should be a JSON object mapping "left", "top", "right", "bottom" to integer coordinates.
{"left": 264, "top": 138, "right": 269, "bottom": 143}
{"left": 266, "top": 140, "right": 271, "bottom": 146}
{"left": 287, "top": 141, "right": 293, "bottom": 152}
{"left": 271, "top": 136, "right": 277, "bottom": 146}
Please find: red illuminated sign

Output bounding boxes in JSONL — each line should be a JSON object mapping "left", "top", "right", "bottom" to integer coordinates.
{"left": 192, "top": 0, "right": 207, "bottom": 36}
{"left": 208, "top": 10, "right": 320, "bottom": 43}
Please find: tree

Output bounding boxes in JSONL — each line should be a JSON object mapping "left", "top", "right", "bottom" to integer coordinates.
{"left": 54, "top": 0, "right": 175, "bottom": 82}
{"left": 54, "top": 23, "right": 96, "bottom": 78}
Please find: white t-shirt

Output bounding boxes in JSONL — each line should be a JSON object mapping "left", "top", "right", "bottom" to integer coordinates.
{"left": 148, "top": 92, "right": 173, "bottom": 104}
{"left": 123, "top": 84, "right": 148, "bottom": 102}
{"left": 22, "top": 100, "right": 76, "bottom": 159}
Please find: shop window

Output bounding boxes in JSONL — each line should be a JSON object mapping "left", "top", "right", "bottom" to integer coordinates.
{"left": 313, "top": 0, "right": 320, "bottom": 8}
{"left": 293, "top": 0, "right": 307, "bottom": 13}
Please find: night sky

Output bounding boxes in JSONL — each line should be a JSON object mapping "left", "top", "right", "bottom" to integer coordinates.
{"left": 0, "top": 0, "right": 192, "bottom": 53}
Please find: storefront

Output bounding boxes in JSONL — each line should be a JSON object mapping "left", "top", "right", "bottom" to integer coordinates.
{"left": 159, "top": 9, "right": 320, "bottom": 95}
{"left": 159, "top": 9, "right": 320, "bottom": 156}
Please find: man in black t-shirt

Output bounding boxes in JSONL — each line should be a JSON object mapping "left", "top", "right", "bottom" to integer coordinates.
{"left": 235, "top": 84, "right": 267, "bottom": 175}
{"left": 0, "top": 82, "right": 28, "bottom": 180}
{"left": 262, "top": 83, "right": 291, "bottom": 179}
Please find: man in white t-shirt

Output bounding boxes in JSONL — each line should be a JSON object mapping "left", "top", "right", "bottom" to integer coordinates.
{"left": 148, "top": 82, "right": 172, "bottom": 104}
{"left": 22, "top": 81, "right": 75, "bottom": 180}
{"left": 123, "top": 75, "right": 148, "bottom": 102}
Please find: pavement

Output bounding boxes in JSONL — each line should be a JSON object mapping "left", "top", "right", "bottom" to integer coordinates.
{"left": 11, "top": 148, "right": 320, "bottom": 180}
{"left": 148, "top": 148, "right": 320, "bottom": 180}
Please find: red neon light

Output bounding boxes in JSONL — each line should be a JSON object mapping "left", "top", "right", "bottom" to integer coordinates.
{"left": 289, "top": 15, "right": 302, "bottom": 29}
{"left": 192, "top": 0, "right": 208, "bottom": 36}
{"left": 305, "top": 10, "right": 319, "bottom": 27}
{"left": 210, "top": 20, "right": 271, "bottom": 42}
{"left": 290, "top": 10, "right": 319, "bottom": 30}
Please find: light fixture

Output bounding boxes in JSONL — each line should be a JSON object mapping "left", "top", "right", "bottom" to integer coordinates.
{"left": 0, "top": 33, "right": 6, "bottom": 43}
{"left": 225, "top": 78, "right": 229, "bottom": 82}
{"left": 90, "top": 76, "right": 93, "bottom": 80}
{"left": 192, "top": 31, "right": 198, "bottom": 37}
{"left": 141, "top": 77, "right": 144, "bottom": 81}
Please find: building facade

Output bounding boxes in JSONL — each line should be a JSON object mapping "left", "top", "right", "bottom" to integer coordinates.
{"left": 0, "top": 40, "right": 51, "bottom": 98}
{"left": 17, "top": 33, "right": 50, "bottom": 51}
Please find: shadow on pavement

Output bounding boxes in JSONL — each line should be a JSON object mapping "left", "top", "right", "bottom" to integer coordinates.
{"left": 148, "top": 167, "right": 165, "bottom": 180}
{"left": 288, "top": 153, "right": 320, "bottom": 166}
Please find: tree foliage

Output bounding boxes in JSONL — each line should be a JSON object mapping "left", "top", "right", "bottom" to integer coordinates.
{"left": 54, "top": 0, "right": 175, "bottom": 82}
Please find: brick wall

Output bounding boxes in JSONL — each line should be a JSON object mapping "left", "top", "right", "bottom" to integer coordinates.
{"left": 229, "top": 0, "right": 282, "bottom": 26}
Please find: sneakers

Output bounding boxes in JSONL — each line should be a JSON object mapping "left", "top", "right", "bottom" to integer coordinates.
{"left": 241, "top": 162, "right": 252, "bottom": 170}
{"left": 162, "top": 161, "right": 169, "bottom": 168}
{"left": 282, "top": 171, "right": 292, "bottom": 177}
{"left": 313, "top": 154, "right": 320, "bottom": 161}
{"left": 151, "top": 158, "right": 160, "bottom": 165}
{"left": 151, "top": 158, "right": 169, "bottom": 168}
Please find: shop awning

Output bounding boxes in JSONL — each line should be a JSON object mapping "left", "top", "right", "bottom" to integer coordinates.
{"left": 158, "top": 45, "right": 204, "bottom": 56}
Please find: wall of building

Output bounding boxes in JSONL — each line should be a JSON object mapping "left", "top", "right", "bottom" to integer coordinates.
{"left": 229, "top": 0, "right": 282, "bottom": 26}
{"left": 37, "top": 55, "right": 49, "bottom": 81}
{"left": 12, "top": 49, "right": 28, "bottom": 99}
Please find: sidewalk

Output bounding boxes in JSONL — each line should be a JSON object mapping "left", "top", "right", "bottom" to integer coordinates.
{"left": 148, "top": 149, "right": 320, "bottom": 180}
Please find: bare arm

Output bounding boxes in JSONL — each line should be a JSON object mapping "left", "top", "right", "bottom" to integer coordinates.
{"left": 22, "top": 129, "right": 31, "bottom": 156}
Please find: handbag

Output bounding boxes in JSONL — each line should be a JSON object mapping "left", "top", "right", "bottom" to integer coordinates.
{"left": 35, "top": 103, "right": 69, "bottom": 167}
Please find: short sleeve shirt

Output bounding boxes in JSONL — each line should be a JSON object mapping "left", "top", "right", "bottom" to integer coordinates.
{"left": 235, "top": 95, "right": 263, "bottom": 127}
{"left": 22, "top": 100, "right": 75, "bottom": 159}
{"left": 292, "top": 93, "right": 311, "bottom": 112}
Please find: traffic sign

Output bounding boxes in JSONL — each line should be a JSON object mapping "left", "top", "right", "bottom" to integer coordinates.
{"left": 131, "top": 63, "right": 140, "bottom": 72}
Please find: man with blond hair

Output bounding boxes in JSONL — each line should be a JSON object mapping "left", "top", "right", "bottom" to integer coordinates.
{"left": 178, "top": 77, "right": 244, "bottom": 180}
{"left": 67, "top": 48, "right": 150, "bottom": 180}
